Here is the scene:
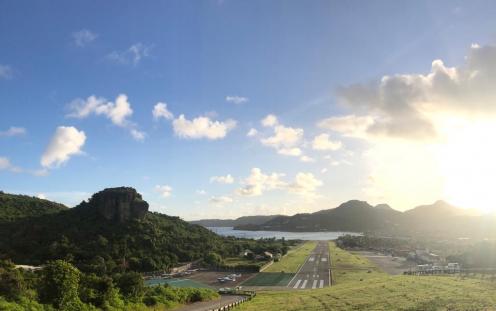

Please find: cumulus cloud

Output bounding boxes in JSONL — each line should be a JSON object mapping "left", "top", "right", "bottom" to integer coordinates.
{"left": 277, "top": 147, "right": 302, "bottom": 156}
{"left": 210, "top": 174, "right": 235, "bottom": 184}
{"left": 287, "top": 172, "right": 323, "bottom": 198}
{"left": 209, "top": 195, "right": 233, "bottom": 204}
{"left": 226, "top": 96, "right": 249, "bottom": 105}
{"left": 153, "top": 102, "right": 174, "bottom": 120}
{"left": 317, "top": 115, "right": 374, "bottom": 138}
{"left": 300, "top": 155, "right": 315, "bottom": 163}
{"left": 0, "top": 126, "right": 26, "bottom": 137}
{"left": 236, "top": 168, "right": 322, "bottom": 198}
{"left": 107, "top": 43, "right": 151, "bottom": 65}
{"left": 261, "top": 114, "right": 279, "bottom": 127}
{"left": 0, "top": 157, "right": 22, "bottom": 173}
{"left": 0, "top": 64, "right": 13, "bottom": 80}
{"left": 261, "top": 124, "right": 304, "bottom": 156}
{"left": 67, "top": 94, "right": 145, "bottom": 140}
{"left": 333, "top": 43, "right": 496, "bottom": 140}
{"left": 172, "top": 115, "right": 237, "bottom": 140}
{"left": 41, "top": 126, "right": 86, "bottom": 168}
{"left": 246, "top": 128, "right": 258, "bottom": 137}
{"left": 312, "top": 133, "right": 342, "bottom": 151}
{"left": 72, "top": 29, "right": 97, "bottom": 47}
{"left": 155, "top": 185, "right": 172, "bottom": 198}
{"left": 237, "top": 168, "right": 286, "bottom": 196}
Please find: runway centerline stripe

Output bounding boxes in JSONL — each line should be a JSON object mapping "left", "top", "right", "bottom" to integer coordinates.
{"left": 312, "top": 280, "right": 318, "bottom": 289}
{"left": 319, "top": 280, "right": 324, "bottom": 288}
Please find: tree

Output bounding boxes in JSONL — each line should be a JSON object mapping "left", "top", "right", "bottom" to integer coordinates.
{"left": 0, "top": 265, "right": 26, "bottom": 301}
{"left": 115, "top": 271, "right": 144, "bottom": 302}
{"left": 38, "top": 260, "right": 83, "bottom": 310}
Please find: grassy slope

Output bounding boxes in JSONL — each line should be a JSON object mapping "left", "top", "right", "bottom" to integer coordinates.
{"left": 264, "top": 241, "right": 317, "bottom": 273}
{"left": 237, "top": 242, "right": 496, "bottom": 311}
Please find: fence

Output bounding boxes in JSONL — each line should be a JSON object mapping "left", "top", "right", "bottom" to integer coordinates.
{"left": 209, "top": 292, "right": 256, "bottom": 311}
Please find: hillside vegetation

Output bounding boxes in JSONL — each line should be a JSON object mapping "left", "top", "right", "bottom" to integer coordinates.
{"left": 237, "top": 243, "right": 496, "bottom": 311}
{"left": 0, "top": 187, "right": 289, "bottom": 274}
{"left": 0, "top": 191, "right": 68, "bottom": 222}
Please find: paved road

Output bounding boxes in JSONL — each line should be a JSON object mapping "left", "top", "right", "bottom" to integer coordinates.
{"left": 177, "top": 295, "right": 247, "bottom": 311}
{"left": 287, "top": 241, "right": 331, "bottom": 290}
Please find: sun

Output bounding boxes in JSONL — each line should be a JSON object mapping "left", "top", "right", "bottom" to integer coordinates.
{"left": 437, "top": 117, "right": 496, "bottom": 213}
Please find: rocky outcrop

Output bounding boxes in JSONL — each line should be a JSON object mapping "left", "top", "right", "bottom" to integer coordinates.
{"left": 82, "top": 187, "right": 148, "bottom": 223}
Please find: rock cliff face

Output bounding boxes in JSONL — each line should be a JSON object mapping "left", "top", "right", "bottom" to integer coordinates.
{"left": 84, "top": 187, "right": 148, "bottom": 223}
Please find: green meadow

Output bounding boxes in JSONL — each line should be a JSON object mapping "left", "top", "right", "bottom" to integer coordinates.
{"left": 237, "top": 242, "right": 496, "bottom": 311}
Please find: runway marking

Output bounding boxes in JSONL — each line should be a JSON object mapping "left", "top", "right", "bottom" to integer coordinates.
{"left": 312, "top": 280, "right": 318, "bottom": 289}
{"left": 321, "top": 258, "right": 327, "bottom": 262}
{"left": 301, "top": 280, "right": 308, "bottom": 289}
{"left": 293, "top": 279, "right": 301, "bottom": 289}
{"left": 319, "top": 280, "right": 324, "bottom": 288}
{"left": 309, "top": 257, "right": 315, "bottom": 262}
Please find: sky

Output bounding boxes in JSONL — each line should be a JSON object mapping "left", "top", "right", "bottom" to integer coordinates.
{"left": 2, "top": 0, "right": 496, "bottom": 219}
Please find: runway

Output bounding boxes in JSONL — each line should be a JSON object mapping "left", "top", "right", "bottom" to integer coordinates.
{"left": 287, "top": 241, "right": 331, "bottom": 290}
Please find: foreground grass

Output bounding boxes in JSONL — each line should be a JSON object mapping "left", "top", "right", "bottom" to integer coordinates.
{"left": 237, "top": 241, "right": 496, "bottom": 310}
{"left": 264, "top": 241, "right": 317, "bottom": 273}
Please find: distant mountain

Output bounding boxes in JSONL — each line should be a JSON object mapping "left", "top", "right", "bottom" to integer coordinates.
{"left": 0, "top": 191, "right": 68, "bottom": 222}
{"left": 190, "top": 215, "right": 281, "bottom": 227}
{"left": 235, "top": 200, "right": 402, "bottom": 232}
{"left": 235, "top": 200, "right": 496, "bottom": 238}
{"left": 0, "top": 187, "right": 228, "bottom": 272}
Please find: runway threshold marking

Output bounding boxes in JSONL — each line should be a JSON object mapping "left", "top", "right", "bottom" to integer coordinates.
{"left": 301, "top": 280, "right": 308, "bottom": 289}
{"left": 293, "top": 279, "right": 301, "bottom": 289}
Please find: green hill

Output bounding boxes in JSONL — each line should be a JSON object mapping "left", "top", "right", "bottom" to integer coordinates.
{"left": 0, "top": 187, "right": 280, "bottom": 273}
{"left": 0, "top": 191, "right": 68, "bottom": 222}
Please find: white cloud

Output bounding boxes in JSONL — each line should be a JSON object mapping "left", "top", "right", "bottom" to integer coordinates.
{"left": 277, "top": 147, "right": 302, "bottom": 156}
{"left": 67, "top": 94, "right": 144, "bottom": 140}
{"left": 72, "top": 29, "right": 97, "bottom": 47}
{"left": 334, "top": 43, "right": 496, "bottom": 140}
{"left": 0, "top": 65, "right": 13, "bottom": 80}
{"left": 312, "top": 133, "right": 342, "bottom": 151}
{"left": 210, "top": 174, "right": 235, "bottom": 184}
{"left": 196, "top": 189, "right": 207, "bottom": 195}
{"left": 155, "top": 185, "right": 172, "bottom": 198}
{"left": 226, "top": 96, "right": 249, "bottom": 105}
{"left": 261, "top": 124, "right": 304, "bottom": 156}
{"left": 0, "top": 126, "right": 26, "bottom": 137}
{"left": 261, "top": 114, "right": 279, "bottom": 127}
{"left": 41, "top": 126, "right": 86, "bottom": 168}
{"left": 237, "top": 168, "right": 286, "bottom": 196}
{"left": 246, "top": 128, "right": 258, "bottom": 137}
{"left": 153, "top": 102, "right": 174, "bottom": 120}
{"left": 0, "top": 157, "right": 21, "bottom": 173}
{"left": 317, "top": 115, "right": 374, "bottom": 138}
{"left": 172, "top": 115, "right": 237, "bottom": 140}
{"left": 107, "top": 43, "right": 151, "bottom": 65}
{"left": 130, "top": 129, "right": 146, "bottom": 141}
{"left": 287, "top": 172, "right": 323, "bottom": 198}
{"left": 36, "top": 193, "right": 47, "bottom": 200}
{"left": 209, "top": 195, "right": 233, "bottom": 204}
{"left": 300, "top": 155, "right": 315, "bottom": 163}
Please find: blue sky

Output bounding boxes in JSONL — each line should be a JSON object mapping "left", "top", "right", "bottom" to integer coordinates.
{"left": 2, "top": 0, "right": 496, "bottom": 219}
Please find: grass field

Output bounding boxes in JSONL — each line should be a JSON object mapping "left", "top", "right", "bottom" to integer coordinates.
{"left": 241, "top": 273, "right": 295, "bottom": 286}
{"left": 264, "top": 241, "right": 317, "bottom": 273}
{"left": 329, "top": 241, "right": 384, "bottom": 284}
{"left": 236, "top": 241, "right": 496, "bottom": 310}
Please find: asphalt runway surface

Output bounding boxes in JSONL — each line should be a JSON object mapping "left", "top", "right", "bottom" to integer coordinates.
{"left": 287, "top": 241, "right": 331, "bottom": 290}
